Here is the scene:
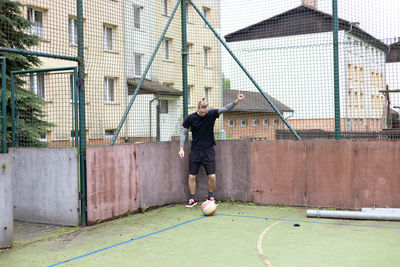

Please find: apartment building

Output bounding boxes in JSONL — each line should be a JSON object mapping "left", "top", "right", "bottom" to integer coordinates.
{"left": 225, "top": 4, "right": 388, "bottom": 134}
{"left": 19, "top": 0, "right": 221, "bottom": 144}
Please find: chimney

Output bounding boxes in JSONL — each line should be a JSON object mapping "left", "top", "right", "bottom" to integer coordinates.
{"left": 302, "top": 0, "right": 318, "bottom": 9}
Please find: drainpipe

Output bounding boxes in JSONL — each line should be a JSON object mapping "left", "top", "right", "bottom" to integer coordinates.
{"left": 149, "top": 96, "right": 159, "bottom": 142}
{"left": 156, "top": 99, "right": 161, "bottom": 141}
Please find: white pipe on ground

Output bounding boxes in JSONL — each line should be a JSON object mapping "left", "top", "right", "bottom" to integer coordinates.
{"left": 307, "top": 210, "right": 400, "bottom": 221}
{"left": 361, "top": 208, "right": 400, "bottom": 213}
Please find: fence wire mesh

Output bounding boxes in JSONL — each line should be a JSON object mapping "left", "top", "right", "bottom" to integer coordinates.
{"left": 222, "top": 0, "right": 400, "bottom": 140}
{"left": 12, "top": 70, "right": 78, "bottom": 147}
{"left": 1, "top": 0, "right": 400, "bottom": 148}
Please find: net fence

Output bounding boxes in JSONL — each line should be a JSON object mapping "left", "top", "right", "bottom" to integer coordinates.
{"left": 11, "top": 70, "right": 78, "bottom": 147}
{"left": 1, "top": 0, "right": 400, "bottom": 148}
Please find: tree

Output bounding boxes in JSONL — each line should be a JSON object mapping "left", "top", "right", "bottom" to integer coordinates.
{"left": 222, "top": 73, "right": 231, "bottom": 89}
{"left": 0, "top": 0, "right": 54, "bottom": 147}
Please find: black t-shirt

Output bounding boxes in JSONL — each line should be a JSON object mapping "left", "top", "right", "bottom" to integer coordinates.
{"left": 182, "top": 109, "right": 220, "bottom": 151}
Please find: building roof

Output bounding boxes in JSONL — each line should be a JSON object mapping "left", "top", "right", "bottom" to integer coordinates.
{"left": 390, "top": 107, "right": 399, "bottom": 117}
{"left": 387, "top": 38, "right": 400, "bottom": 63}
{"left": 224, "top": 5, "right": 388, "bottom": 52}
{"left": 127, "top": 78, "right": 182, "bottom": 96}
{"left": 223, "top": 89, "right": 293, "bottom": 113}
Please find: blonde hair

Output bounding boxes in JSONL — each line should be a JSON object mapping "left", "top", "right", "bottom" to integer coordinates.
{"left": 197, "top": 98, "right": 209, "bottom": 109}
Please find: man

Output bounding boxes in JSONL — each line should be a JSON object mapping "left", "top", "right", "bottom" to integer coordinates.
{"left": 178, "top": 91, "right": 245, "bottom": 207}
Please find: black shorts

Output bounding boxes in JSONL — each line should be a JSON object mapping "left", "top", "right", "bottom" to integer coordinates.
{"left": 189, "top": 146, "right": 216, "bottom": 175}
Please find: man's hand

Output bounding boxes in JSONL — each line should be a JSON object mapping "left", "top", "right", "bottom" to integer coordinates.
{"left": 178, "top": 147, "right": 185, "bottom": 159}
{"left": 235, "top": 90, "right": 245, "bottom": 104}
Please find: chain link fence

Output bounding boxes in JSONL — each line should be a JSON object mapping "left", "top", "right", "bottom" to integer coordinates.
{"left": 1, "top": 0, "right": 400, "bottom": 149}
{"left": 11, "top": 69, "right": 78, "bottom": 147}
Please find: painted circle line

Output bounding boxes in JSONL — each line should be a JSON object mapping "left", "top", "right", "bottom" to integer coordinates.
{"left": 257, "top": 221, "right": 283, "bottom": 267}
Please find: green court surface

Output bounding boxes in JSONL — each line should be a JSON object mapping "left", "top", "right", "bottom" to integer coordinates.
{"left": 1, "top": 203, "right": 400, "bottom": 267}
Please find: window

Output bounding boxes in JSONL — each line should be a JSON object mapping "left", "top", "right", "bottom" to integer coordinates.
{"left": 240, "top": 120, "right": 247, "bottom": 127}
{"left": 104, "top": 78, "right": 115, "bottom": 103}
{"left": 105, "top": 129, "right": 116, "bottom": 139}
{"left": 355, "top": 92, "right": 358, "bottom": 107}
{"left": 37, "top": 132, "right": 48, "bottom": 142}
{"left": 104, "top": 25, "right": 114, "bottom": 51}
{"left": 203, "top": 47, "right": 210, "bottom": 67}
{"left": 347, "top": 64, "right": 353, "bottom": 88}
{"left": 359, "top": 67, "right": 364, "bottom": 86}
{"left": 253, "top": 119, "right": 259, "bottom": 126}
{"left": 27, "top": 7, "right": 44, "bottom": 38}
{"left": 134, "top": 53, "right": 143, "bottom": 76}
{"left": 187, "top": 85, "right": 193, "bottom": 106}
{"left": 134, "top": 5, "right": 141, "bottom": 29}
{"left": 71, "top": 130, "right": 80, "bottom": 140}
{"left": 263, "top": 119, "right": 269, "bottom": 126}
{"left": 29, "top": 73, "right": 46, "bottom": 99}
{"left": 186, "top": 3, "right": 190, "bottom": 22}
{"left": 360, "top": 93, "right": 364, "bottom": 108}
{"left": 273, "top": 119, "right": 279, "bottom": 126}
{"left": 163, "top": 39, "right": 171, "bottom": 60}
{"left": 187, "top": 44, "right": 192, "bottom": 64}
{"left": 204, "top": 87, "right": 210, "bottom": 101}
{"left": 162, "top": 0, "right": 168, "bottom": 16}
{"left": 202, "top": 7, "right": 209, "bottom": 28}
{"left": 354, "top": 66, "right": 358, "bottom": 83}
{"left": 228, "top": 120, "right": 235, "bottom": 127}
{"left": 68, "top": 18, "right": 78, "bottom": 45}
{"left": 159, "top": 100, "right": 168, "bottom": 113}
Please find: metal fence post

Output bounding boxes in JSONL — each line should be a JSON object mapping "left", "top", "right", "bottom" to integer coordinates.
{"left": 182, "top": 0, "right": 188, "bottom": 126}
{"left": 1, "top": 57, "right": 6, "bottom": 153}
{"left": 333, "top": 0, "right": 341, "bottom": 140}
{"left": 77, "top": 0, "right": 87, "bottom": 226}
{"left": 74, "top": 67, "right": 79, "bottom": 148}
{"left": 10, "top": 73, "right": 15, "bottom": 147}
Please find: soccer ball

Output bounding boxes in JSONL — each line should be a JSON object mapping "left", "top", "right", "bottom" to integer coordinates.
{"left": 201, "top": 200, "right": 217, "bottom": 216}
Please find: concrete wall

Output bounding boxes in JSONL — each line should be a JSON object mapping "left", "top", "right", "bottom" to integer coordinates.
{"left": 137, "top": 142, "right": 188, "bottom": 208}
{"left": 138, "top": 140, "right": 251, "bottom": 207}
{"left": 251, "top": 140, "right": 400, "bottom": 209}
{"left": 86, "top": 140, "right": 252, "bottom": 224}
{"left": 86, "top": 140, "right": 400, "bottom": 224}
{"left": 0, "top": 154, "right": 13, "bottom": 248}
{"left": 10, "top": 148, "right": 80, "bottom": 226}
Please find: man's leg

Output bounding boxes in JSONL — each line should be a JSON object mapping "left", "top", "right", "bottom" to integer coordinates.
{"left": 207, "top": 174, "right": 216, "bottom": 193}
{"left": 189, "top": 174, "right": 197, "bottom": 196}
{"left": 203, "top": 147, "right": 218, "bottom": 206}
{"left": 186, "top": 149, "right": 200, "bottom": 208}
{"left": 186, "top": 174, "right": 198, "bottom": 208}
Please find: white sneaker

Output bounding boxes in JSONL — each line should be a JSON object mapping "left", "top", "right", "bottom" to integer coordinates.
{"left": 185, "top": 198, "right": 197, "bottom": 208}
{"left": 207, "top": 197, "right": 218, "bottom": 207}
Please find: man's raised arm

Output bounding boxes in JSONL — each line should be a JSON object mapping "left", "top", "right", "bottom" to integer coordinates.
{"left": 218, "top": 90, "right": 245, "bottom": 114}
